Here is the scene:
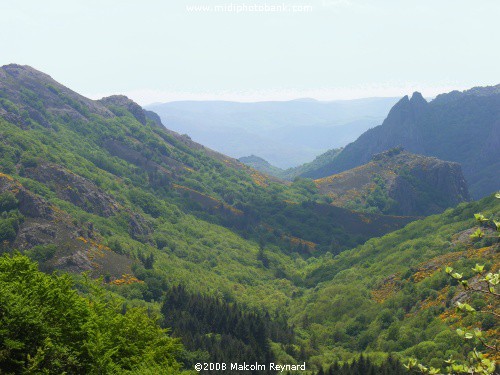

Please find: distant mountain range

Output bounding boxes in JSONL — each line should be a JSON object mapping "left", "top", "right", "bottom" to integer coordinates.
{"left": 298, "top": 89, "right": 500, "bottom": 198}
{"left": 146, "top": 97, "right": 399, "bottom": 168}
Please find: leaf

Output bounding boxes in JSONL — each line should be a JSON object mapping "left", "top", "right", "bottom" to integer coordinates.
{"left": 456, "top": 302, "right": 475, "bottom": 312}
{"left": 445, "top": 266, "right": 453, "bottom": 274}
{"left": 470, "top": 228, "right": 483, "bottom": 239}
{"left": 474, "top": 213, "right": 488, "bottom": 222}
{"left": 493, "top": 220, "right": 500, "bottom": 230}
{"left": 471, "top": 264, "right": 484, "bottom": 273}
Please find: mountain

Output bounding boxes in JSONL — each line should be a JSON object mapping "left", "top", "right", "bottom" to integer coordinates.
{"left": 298, "top": 88, "right": 500, "bottom": 198}
{"left": 146, "top": 97, "right": 399, "bottom": 168}
{"left": 315, "top": 147, "right": 471, "bottom": 216}
{"left": 1, "top": 64, "right": 497, "bottom": 373}
{"left": 0, "top": 64, "right": 415, "bottom": 294}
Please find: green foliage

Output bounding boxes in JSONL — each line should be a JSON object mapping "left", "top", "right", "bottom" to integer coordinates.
{"left": 0, "top": 254, "right": 186, "bottom": 374}
{"left": 0, "top": 210, "right": 23, "bottom": 243}
{"left": 1, "top": 70, "right": 498, "bottom": 371}
{"left": 407, "top": 204, "right": 499, "bottom": 374}
{"left": 25, "top": 244, "right": 57, "bottom": 263}
{"left": 0, "top": 192, "right": 18, "bottom": 212}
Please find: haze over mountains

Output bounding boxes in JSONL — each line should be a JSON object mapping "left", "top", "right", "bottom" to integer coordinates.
{"left": 146, "top": 97, "right": 399, "bottom": 168}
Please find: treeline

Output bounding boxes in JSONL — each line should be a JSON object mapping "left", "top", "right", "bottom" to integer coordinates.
{"left": 161, "top": 285, "right": 296, "bottom": 374}
{"left": 315, "top": 355, "right": 409, "bottom": 375}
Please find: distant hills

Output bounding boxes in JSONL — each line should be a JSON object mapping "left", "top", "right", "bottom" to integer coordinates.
{"left": 146, "top": 97, "right": 399, "bottom": 168}
{"left": 239, "top": 148, "right": 342, "bottom": 180}
{"left": 298, "top": 89, "right": 500, "bottom": 198}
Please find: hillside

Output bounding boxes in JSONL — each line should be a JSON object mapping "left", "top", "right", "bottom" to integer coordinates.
{"left": 315, "top": 148, "right": 471, "bottom": 216}
{"left": 147, "top": 98, "right": 398, "bottom": 168}
{"left": 291, "top": 194, "right": 499, "bottom": 368}
{"left": 299, "top": 89, "right": 500, "bottom": 198}
{"left": 0, "top": 64, "right": 498, "bottom": 374}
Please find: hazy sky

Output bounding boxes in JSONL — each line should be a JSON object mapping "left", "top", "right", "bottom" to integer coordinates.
{"left": 1, "top": 0, "right": 499, "bottom": 104}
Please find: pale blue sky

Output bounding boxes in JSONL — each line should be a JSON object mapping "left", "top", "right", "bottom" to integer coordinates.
{"left": 1, "top": 0, "right": 499, "bottom": 104}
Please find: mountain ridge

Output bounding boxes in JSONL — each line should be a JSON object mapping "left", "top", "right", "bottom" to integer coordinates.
{"left": 299, "top": 87, "right": 500, "bottom": 198}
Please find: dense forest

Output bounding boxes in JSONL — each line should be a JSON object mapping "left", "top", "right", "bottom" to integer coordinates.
{"left": 0, "top": 64, "right": 498, "bottom": 374}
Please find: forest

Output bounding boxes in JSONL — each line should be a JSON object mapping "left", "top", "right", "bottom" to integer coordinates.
{"left": 0, "top": 64, "right": 498, "bottom": 374}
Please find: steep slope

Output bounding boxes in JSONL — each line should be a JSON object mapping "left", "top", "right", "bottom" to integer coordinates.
{"left": 0, "top": 64, "right": 416, "bottom": 305}
{"left": 291, "top": 193, "right": 499, "bottom": 366}
{"left": 315, "top": 148, "right": 471, "bottom": 216}
{"left": 300, "top": 88, "right": 500, "bottom": 198}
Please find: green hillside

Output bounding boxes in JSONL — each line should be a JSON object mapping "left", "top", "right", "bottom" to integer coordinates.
{"left": 0, "top": 64, "right": 498, "bottom": 374}
{"left": 290, "top": 194, "right": 499, "bottom": 369}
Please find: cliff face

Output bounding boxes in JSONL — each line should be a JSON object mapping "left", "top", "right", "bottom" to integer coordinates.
{"left": 315, "top": 148, "right": 470, "bottom": 216}
{"left": 301, "top": 87, "right": 500, "bottom": 198}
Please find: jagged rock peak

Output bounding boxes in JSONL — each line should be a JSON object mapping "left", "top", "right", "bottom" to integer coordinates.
{"left": 99, "top": 95, "right": 147, "bottom": 125}
{"left": 393, "top": 94, "right": 410, "bottom": 107}
{"left": 410, "top": 91, "right": 427, "bottom": 104}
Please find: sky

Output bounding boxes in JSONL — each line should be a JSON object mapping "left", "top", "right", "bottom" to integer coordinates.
{"left": 0, "top": 0, "right": 499, "bottom": 104}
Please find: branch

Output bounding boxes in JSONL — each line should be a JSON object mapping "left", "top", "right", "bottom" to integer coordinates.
{"left": 478, "top": 337, "right": 499, "bottom": 352}
{"left": 478, "top": 309, "right": 500, "bottom": 318}
{"left": 467, "top": 286, "right": 500, "bottom": 298}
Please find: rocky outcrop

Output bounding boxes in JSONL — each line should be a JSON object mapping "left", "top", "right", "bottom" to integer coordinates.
{"left": 0, "top": 173, "right": 132, "bottom": 276}
{"left": 21, "top": 164, "right": 154, "bottom": 241}
{"left": 315, "top": 149, "right": 470, "bottom": 216}
{"left": 23, "top": 164, "right": 120, "bottom": 217}
{"left": 144, "top": 109, "right": 164, "bottom": 128}
{"left": 388, "top": 156, "right": 470, "bottom": 215}
{"left": 99, "top": 95, "right": 147, "bottom": 125}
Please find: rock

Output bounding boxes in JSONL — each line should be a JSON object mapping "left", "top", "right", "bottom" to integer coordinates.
{"left": 23, "top": 164, "right": 120, "bottom": 217}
